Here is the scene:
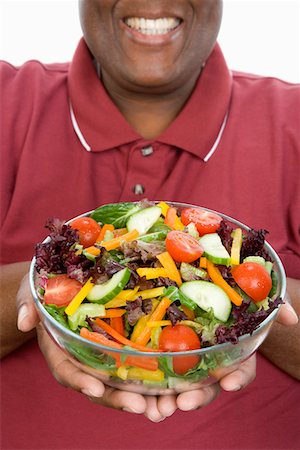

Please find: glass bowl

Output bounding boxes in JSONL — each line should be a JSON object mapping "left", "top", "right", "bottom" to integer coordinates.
{"left": 29, "top": 202, "right": 286, "bottom": 395}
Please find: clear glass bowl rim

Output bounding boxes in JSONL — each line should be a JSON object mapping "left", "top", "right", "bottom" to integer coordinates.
{"left": 29, "top": 201, "right": 286, "bottom": 358}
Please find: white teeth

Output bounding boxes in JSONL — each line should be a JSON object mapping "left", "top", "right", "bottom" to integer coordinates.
{"left": 125, "top": 17, "right": 180, "bottom": 35}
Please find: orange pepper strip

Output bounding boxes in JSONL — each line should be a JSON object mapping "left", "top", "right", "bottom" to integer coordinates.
{"left": 80, "top": 327, "right": 157, "bottom": 370}
{"left": 157, "top": 252, "right": 182, "bottom": 286}
{"left": 95, "top": 318, "right": 159, "bottom": 353}
{"left": 113, "top": 228, "right": 128, "bottom": 237}
{"left": 96, "top": 224, "right": 115, "bottom": 242}
{"left": 199, "top": 257, "right": 207, "bottom": 269}
{"left": 134, "top": 297, "right": 172, "bottom": 346}
{"left": 181, "top": 305, "right": 196, "bottom": 320}
{"left": 164, "top": 207, "right": 178, "bottom": 229}
{"left": 103, "top": 309, "right": 126, "bottom": 318}
{"left": 110, "top": 316, "right": 125, "bottom": 336}
{"left": 84, "top": 245, "right": 101, "bottom": 256}
{"left": 206, "top": 260, "right": 243, "bottom": 306}
{"left": 100, "top": 229, "right": 139, "bottom": 251}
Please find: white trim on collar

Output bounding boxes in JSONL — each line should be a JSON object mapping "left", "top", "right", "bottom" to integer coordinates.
{"left": 203, "top": 112, "right": 228, "bottom": 162}
{"left": 70, "top": 102, "right": 91, "bottom": 152}
{"left": 69, "top": 101, "right": 228, "bottom": 159}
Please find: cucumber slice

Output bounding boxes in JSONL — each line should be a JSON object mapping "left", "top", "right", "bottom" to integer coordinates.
{"left": 137, "top": 230, "right": 167, "bottom": 242}
{"left": 126, "top": 206, "right": 162, "bottom": 235}
{"left": 199, "top": 233, "right": 231, "bottom": 266}
{"left": 68, "top": 304, "right": 105, "bottom": 331}
{"left": 180, "top": 280, "right": 232, "bottom": 322}
{"left": 87, "top": 268, "right": 131, "bottom": 304}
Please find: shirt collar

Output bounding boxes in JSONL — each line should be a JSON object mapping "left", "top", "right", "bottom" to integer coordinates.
{"left": 68, "top": 38, "right": 232, "bottom": 160}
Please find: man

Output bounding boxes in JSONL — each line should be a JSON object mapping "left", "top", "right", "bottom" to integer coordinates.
{"left": 1, "top": 0, "right": 299, "bottom": 448}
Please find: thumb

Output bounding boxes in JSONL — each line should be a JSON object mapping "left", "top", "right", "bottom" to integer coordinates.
{"left": 17, "top": 273, "right": 40, "bottom": 332}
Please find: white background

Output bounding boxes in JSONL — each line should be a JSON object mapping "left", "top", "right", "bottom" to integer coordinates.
{"left": 0, "top": 0, "right": 299, "bottom": 83}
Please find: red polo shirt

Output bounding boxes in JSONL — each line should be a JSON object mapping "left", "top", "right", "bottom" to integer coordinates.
{"left": 1, "top": 39, "right": 300, "bottom": 449}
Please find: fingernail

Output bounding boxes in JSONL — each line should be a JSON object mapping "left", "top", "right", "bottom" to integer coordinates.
{"left": 122, "top": 407, "right": 141, "bottom": 414}
{"left": 284, "top": 302, "right": 298, "bottom": 323}
{"left": 224, "top": 384, "right": 241, "bottom": 392}
{"left": 17, "top": 304, "right": 29, "bottom": 330}
{"left": 81, "top": 386, "right": 103, "bottom": 398}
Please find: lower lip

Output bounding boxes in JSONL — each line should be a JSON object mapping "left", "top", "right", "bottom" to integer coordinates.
{"left": 120, "top": 20, "right": 184, "bottom": 45}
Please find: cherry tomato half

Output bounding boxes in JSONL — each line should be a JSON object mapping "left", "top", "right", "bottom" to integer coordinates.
{"left": 70, "top": 217, "right": 101, "bottom": 248}
{"left": 181, "top": 208, "right": 222, "bottom": 236}
{"left": 166, "top": 230, "right": 203, "bottom": 263}
{"left": 159, "top": 324, "right": 201, "bottom": 375}
{"left": 231, "top": 262, "right": 272, "bottom": 302}
{"left": 44, "top": 274, "right": 82, "bottom": 307}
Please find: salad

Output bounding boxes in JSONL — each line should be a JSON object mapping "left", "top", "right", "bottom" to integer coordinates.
{"left": 33, "top": 201, "right": 283, "bottom": 388}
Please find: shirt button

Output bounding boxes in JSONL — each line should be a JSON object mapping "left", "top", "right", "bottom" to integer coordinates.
{"left": 141, "top": 146, "right": 153, "bottom": 156}
{"left": 133, "top": 184, "right": 145, "bottom": 195}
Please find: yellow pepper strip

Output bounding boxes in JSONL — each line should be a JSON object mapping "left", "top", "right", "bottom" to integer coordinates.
{"left": 131, "top": 314, "right": 151, "bottom": 342}
{"left": 157, "top": 252, "right": 182, "bottom": 286}
{"left": 157, "top": 201, "right": 184, "bottom": 230}
{"left": 136, "top": 267, "right": 168, "bottom": 280}
{"left": 147, "top": 320, "right": 172, "bottom": 328}
{"left": 132, "top": 286, "right": 165, "bottom": 300}
{"left": 65, "top": 277, "right": 94, "bottom": 316}
{"left": 157, "top": 201, "right": 170, "bottom": 216}
{"left": 116, "top": 365, "right": 129, "bottom": 380}
{"left": 206, "top": 260, "right": 243, "bottom": 306}
{"left": 100, "top": 229, "right": 139, "bottom": 251}
{"left": 105, "top": 286, "right": 140, "bottom": 308}
{"left": 230, "top": 228, "right": 243, "bottom": 265}
{"left": 135, "top": 297, "right": 172, "bottom": 346}
{"left": 199, "top": 257, "right": 207, "bottom": 269}
{"left": 126, "top": 367, "right": 165, "bottom": 382}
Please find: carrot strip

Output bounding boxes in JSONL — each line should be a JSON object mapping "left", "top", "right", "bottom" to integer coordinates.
{"left": 95, "top": 318, "right": 159, "bottom": 353}
{"left": 134, "top": 297, "right": 172, "bottom": 346}
{"left": 96, "top": 224, "right": 115, "bottom": 242}
{"left": 164, "top": 207, "right": 185, "bottom": 231}
{"left": 100, "top": 229, "right": 139, "bottom": 251}
{"left": 110, "top": 316, "right": 125, "bottom": 336}
{"left": 157, "top": 252, "right": 182, "bottom": 286}
{"left": 80, "top": 327, "right": 158, "bottom": 370}
{"left": 103, "top": 309, "right": 126, "bottom": 318}
{"left": 206, "top": 260, "right": 243, "bottom": 306}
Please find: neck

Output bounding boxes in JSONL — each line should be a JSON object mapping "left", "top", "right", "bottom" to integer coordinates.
{"left": 101, "top": 70, "right": 201, "bottom": 139}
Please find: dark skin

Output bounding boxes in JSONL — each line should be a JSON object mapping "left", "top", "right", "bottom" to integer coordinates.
{"left": 1, "top": 0, "right": 299, "bottom": 422}
{"left": 79, "top": 0, "right": 222, "bottom": 138}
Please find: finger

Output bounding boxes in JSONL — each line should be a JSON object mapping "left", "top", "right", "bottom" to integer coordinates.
{"left": 219, "top": 353, "right": 256, "bottom": 392}
{"left": 92, "top": 388, "right": 147, "bottom": 414}
{"left": 37, "top": 325, "right": 147, "bottom": 413}
{"left": 16, "top": 274, "right": 39, "bottom": 332}
{"left": 276, "top": 302, "right": 298, "bottom": 326}
{"left": 176, "top": 383, "right": 220, "bottom": 411}
{"left": 157, "top": 394, "right": 177, "bottom": 418}
{"left": 144, "top": 396, "right": 166, "bottom": 422}
{"left": 37, "top": 324, "right": 105, "bottom": 397}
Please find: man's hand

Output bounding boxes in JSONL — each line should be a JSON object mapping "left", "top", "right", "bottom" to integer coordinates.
{"left": 16, "top": 273, "right": 298, "bottom": 421}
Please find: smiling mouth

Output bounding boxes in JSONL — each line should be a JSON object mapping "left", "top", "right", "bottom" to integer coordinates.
{"left": 123, "top": 17, "right": 182, "bottom": 36}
